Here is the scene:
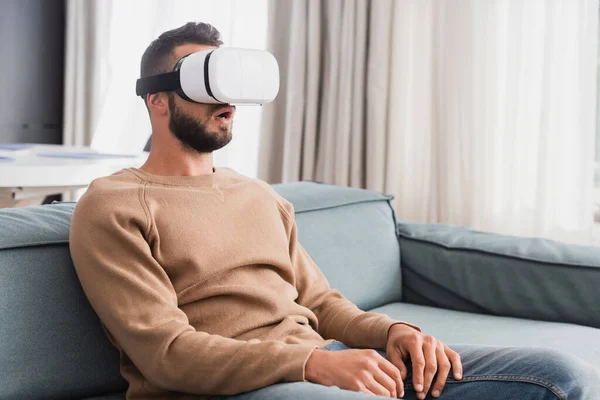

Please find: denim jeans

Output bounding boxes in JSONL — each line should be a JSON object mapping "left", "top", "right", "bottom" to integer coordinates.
{"left": 217, "top": 341, "right": 600, "bottom": 400}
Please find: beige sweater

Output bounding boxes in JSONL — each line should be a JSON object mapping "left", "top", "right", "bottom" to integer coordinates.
{"left": 69, "top": 167, "right": 416, "bottom": 399}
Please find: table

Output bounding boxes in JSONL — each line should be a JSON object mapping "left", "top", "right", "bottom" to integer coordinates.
{"left": 0, "top": 144, "right": 148, "bottom": 207}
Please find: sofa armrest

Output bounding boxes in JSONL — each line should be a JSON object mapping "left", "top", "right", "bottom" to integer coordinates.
{"left": 397, "top": 222, "right": 600, "bottom": 329}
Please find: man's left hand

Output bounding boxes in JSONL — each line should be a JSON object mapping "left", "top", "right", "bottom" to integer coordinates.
{"left": 386, "top": 324, "right": 463, "bottom": 399}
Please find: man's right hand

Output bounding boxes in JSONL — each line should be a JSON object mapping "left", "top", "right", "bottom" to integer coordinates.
{"left": 305, "top": 349, "right": 404, "bottom": 398}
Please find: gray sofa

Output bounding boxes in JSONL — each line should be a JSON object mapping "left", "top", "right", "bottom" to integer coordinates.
{"left": 1, "top": 181, "right": 599, "bottom": 399}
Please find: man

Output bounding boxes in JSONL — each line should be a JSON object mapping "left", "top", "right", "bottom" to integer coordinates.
{"left": 69, "top": 22, "right": 599, "bottom": 400}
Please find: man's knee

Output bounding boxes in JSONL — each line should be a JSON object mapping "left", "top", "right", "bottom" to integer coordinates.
{"left": 522, "top": 348, "right": 600, "bottom": 398}
{"left": 454, "top": 345, "right": 599, "bottom": 400}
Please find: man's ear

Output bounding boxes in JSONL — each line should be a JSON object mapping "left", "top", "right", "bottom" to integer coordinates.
{"left": 147, "top": 92, "right": 169, "bottom": 116}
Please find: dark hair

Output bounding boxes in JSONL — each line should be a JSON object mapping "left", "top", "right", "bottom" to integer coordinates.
{"left": 140, "top": 21, "right": 223, "bottom": 83}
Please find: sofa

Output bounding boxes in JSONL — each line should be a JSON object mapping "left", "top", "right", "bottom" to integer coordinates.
{"left": 1, "top": 181, "right": 599, "bottom": 399}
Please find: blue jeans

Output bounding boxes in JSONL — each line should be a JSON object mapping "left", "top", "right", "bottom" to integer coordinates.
{"left": 217, "top": 342, "right": 600, "bottom": 399}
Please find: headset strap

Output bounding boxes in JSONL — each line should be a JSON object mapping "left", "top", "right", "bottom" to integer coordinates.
{"left": 135, "top": 71, "right": 181, "bottom": 97}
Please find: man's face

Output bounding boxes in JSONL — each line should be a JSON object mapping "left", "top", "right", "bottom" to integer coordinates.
{"left": 167, "top": 43, "right": 235, "bottom": 153}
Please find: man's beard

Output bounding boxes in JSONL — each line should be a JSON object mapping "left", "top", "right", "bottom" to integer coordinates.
{"left": 168, "top": 94, "right": 233, "bottom": 153}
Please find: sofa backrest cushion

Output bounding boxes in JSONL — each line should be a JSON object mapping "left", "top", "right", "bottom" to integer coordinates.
{"left": 273, "top": 182, "right": 402, "bottom": 310}
{"left": 398, "top": 221, "right": 600, "bottom": 329}
{"left": 0, "top": 203, "right": 126, "bottom": 399}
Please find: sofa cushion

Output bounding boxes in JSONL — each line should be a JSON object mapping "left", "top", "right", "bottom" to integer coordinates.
{"left": 370, "top": 302, "right": 600, "bottom": 370}
{"left": 274, "top": 182, "right": 402, "bottom": 310}
{"left": 0, "top": 182, "right": 401, "bottom": 397}
{"left": 397, "top": 222, "right": 600, "bottom": 329}
{"left": 0, "top": 203, "right": 126, "bottom": 399}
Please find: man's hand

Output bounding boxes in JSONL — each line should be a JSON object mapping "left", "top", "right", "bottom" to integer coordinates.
{"left": 305, "top": 348, "right": 404, "bottom": 398}
{"left": 386, "top": 324, "right": 463, "bottom": 399}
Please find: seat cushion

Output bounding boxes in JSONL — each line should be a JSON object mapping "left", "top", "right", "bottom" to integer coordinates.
{"left": 273, "top": 181, "right": 402, "bottom": 310}
{"left": 370, "top": 302, "right": 600, "bottom": 370}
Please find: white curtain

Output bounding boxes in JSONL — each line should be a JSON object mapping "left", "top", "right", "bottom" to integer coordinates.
{"left": 387, "top": 0, "right": 598, "bottom": 244}
{"left": 259, "top": 0, "right": 373, "bottom": 186}
{"left": 262, "top": 0, "right": 598, "bottom": 245}
{"left": 63, "top": 0, "right": 267, "bottom": 177}
{"left": 63, "top": 0, "right": 111, "bottom": 148}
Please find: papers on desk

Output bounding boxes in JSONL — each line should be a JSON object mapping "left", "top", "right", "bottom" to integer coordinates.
{"left": 37, "top": 152, "right": 138, "bottom": 159}
{"left": 0, "top": 143, "right": 35, "bottom": 151}
{"left": 0, "top": 143, "right": 34, "bottom": 157}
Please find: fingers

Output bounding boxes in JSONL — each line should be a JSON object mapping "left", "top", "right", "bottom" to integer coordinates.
{"left": 387, "top": 347, "right": 408, "bottom": 396}
{"left": 387, "top": 345, "right": 408, "bottom": 380}
{"left": 420, "top": 336, "right": 438, "bottom": 399}
{"left": 404, "top": 335, "right": 426, "bottom": 396}
{"left": 358, "top": 350, "right": 398, "bottom": 398}
{"left": 357, "top": 385, "right": 377, "bottom": 397}
{"left": 445, "top": 344, "right": 463, "bottom": 380}
{"left": 370, "top": 368, "right": 397, "bottom": 398}
{"left": 379, "top": 355, "right": 405, "bottom": 398}
{"left": 430, "top": 342, "right": 451, "bottom": 398}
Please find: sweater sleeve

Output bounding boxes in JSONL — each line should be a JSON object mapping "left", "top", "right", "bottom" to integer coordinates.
{"left": 69, "top": 189, "right": 317, "bottom": 396}
{"left": 277, "top": 199, "right": 421, "bottom": 350}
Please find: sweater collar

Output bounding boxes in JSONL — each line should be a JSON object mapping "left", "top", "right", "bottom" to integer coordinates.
{"left": 127, "top": 167, "right": 222, "bottom": 187}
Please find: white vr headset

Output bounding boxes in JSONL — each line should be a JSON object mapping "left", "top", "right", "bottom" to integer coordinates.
{"left": 136, "top": 47, "right": 280, "bottom": 105}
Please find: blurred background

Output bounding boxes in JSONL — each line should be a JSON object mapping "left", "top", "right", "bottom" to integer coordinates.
{"left": 1, "top": 0, "right": 599, "bottom": 245}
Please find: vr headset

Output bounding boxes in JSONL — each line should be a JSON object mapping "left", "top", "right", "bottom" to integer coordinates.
{"left": 136, "top": 47, "right": 280, "bottom": 105}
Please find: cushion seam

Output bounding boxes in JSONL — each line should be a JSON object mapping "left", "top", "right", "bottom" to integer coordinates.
{"left": 0, "top": 239, "right": 69, "bottom": 251}
{"left": 294, "top": 198, "right": 393, "bottom": 214}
